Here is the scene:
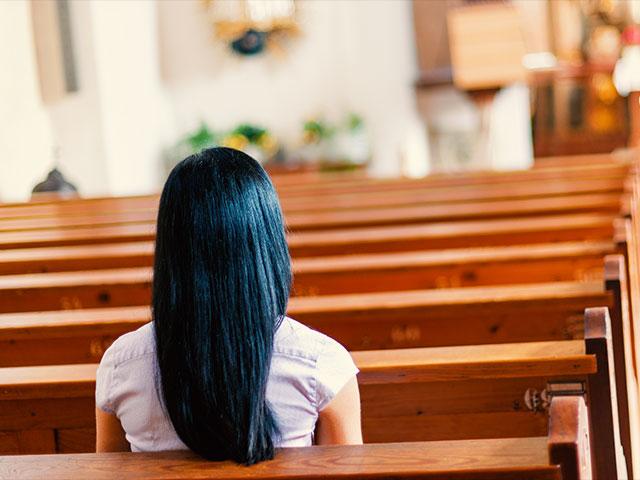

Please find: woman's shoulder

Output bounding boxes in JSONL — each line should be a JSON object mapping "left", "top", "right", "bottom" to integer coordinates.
{"left": 275, "top": 317, "right": 357, "bottom": 377}
{"left": 276, "top": 317, "right": 359, "bottom": 410}
{"left": 275, "top": 317, "right": 347, "bottom": 361}
{"left": 100, "top": 322, "right": 156, "bottom": 368}
{"left": 95, "top": 322, "right": 156, "bottom": 415}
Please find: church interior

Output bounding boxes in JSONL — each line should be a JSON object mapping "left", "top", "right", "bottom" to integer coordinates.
{"left": 3, "top": 0, "right": 640, "bottom": 478}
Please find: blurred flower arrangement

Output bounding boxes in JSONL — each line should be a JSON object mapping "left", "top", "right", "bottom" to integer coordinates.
{"left": 221, "top": 124, "right": 281, "bottom": 162}
{"left": 297, "top": 113, "right": 370, "bottom": 168}
{"left": 163, "top": 122, "right": 282, "bottom": 173}
{"left": 164, "top": 113, "right": 369, "bottom": 174}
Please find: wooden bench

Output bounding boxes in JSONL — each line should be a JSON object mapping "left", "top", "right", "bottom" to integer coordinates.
{"left": 0, "top": 259, "right": 632, "bottom": 475}
{"left": 271, "top": 162, "right": 632, "bottom": 197}
{"left": 0, "top": 272, "right": 622, "bottom": 355}
{"left": 613, "top": 199, "right": 640, "bottom": 477}
{"left": 0, "top": 242, "right": 612, "bottom": 299}
{"left": 0, "top": 241, "right": 615, "bottom": 303}
{"left": 0, "top": 160, "right": 629, "bottom": 214}
{"left": 286, "top": 193, "right": 625, "bottom": 231}
{"left": 0, "top": 192, "right": 624, "bottom": 234}
{"left": 0, "top": 213, "right": 615, "bottom": 252}
{"left": 534, "top": 151, "right": 633, "bottom": 168}
{"left": 0, "top": 175, "right": 627, "bottom": 224}
{"left": 0, "top": 308, "right": 620, "bottom": 478}
{"left": 0, "top": 158, "right": 622, "bottom": 480}
{"left": 0, "top": 283, "right": 630, "bottom": 476}
{"left": 280, "top": 176, "right": 627, "bottom": 213}
{"left": 288, "top": 214, "right": 617, "bottom": 257}
{"left": 0, "top": 403, "right": 592, "bottom": 480}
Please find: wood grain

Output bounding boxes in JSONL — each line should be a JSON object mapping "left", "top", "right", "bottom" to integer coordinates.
{"left": 0, "top": 440, "right": 561, "bottom": 480}
{"left": 0, "top": 193, "right": 623, "bottom": 234}
{"left": 0, "top": 338, "right": 600, "bottom": 454}
{"left": 0, "top": 281, "right": 611, "bottom": 362}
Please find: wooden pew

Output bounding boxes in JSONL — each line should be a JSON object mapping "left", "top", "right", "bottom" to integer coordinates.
{"left": 0, "top": 192, "right": 624, "bottom": 234}
{"left": 286, "top": 193, "right": 625, "bottom": 231}
{"left": 281, "top": 176, "right": 626, "bottom": 213}
{"left": 0, "top": 241, "right": 614, "bottom": 303}
{"left": 0, "top": 160, "right": 629, "bottom": 216}
{"left": 0, "top": 278, "right": 629, "bottom": 478}
{"left": 0, "top": 177, "right": 628, "bottom": 223}
{"left": 621, "top": 174, "right": 640, "bottom": 379}
{"left": 293, "top": 242, "right": 612, "bottom": 294}
{"left": 0, "top": 280, "right": 613, "bottom": 354}
{"left": 0, "top": 267, "right": 630, "bottom": 475}
{"left": 0, "top": 242, "right": 155, "bottom": 275}
{"left": 613, "top": 219, "right": 640, "bottom": 477}
{"left": 288, "top": 214, "right": 617, "bottom": 257}
{"left": 0, "top": 272, "right": 630, "bottom": 474}
{"left": 0, "top": 240, "right": 613, "bottom": 279}
{"left": 0, "top": 400, "right": 592, "bottom": 480}
{"left": 0, "top": 213, "right": 615, "bottom": 252}
{"left": 0, "top": 274, "right": 611, "bottom": 339}
{"left": 533, "top": 151, "right": 635, "bottom": 168}
{"left": 605, "top": 254, "right": 638, "bottom": 480}
{"left": 0, "top": 159, "right": 632, "bottom": 470}
{"left": 270, "top": 162, "right": 632, "bottom": 198}
{"left": 0, "top": 309, "right": 620, "bottom": 478}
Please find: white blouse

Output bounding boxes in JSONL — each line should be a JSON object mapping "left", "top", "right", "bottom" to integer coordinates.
{"left": 95, "top": 317, "right": 359, "bottom": 452}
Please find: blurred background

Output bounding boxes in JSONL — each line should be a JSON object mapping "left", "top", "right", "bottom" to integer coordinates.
{"left": 2, "top": 0, "right": 640, "bottom": 201}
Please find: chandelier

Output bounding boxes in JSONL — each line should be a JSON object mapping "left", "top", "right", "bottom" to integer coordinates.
{"left": 203, "top": 0, "right": 300, "bottom": 57}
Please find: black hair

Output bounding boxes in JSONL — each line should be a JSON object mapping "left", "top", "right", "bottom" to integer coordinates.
{"left": 153, "top": 147, "right": 291, "bottom": 464}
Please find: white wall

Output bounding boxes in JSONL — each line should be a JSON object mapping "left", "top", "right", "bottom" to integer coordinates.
{"left": 90, "top": 0, "right": 170, "bottom": 196}
{"left": 47, "top": 0, "right": 108, "bottom": 196}
{"left": 0, "top": 1, "right": 54, "bottom": 201}
{"left": 158, "top": 0, "right": 344, "bottom": 139}
{"left": 158, "top": 0, "right": 426, "bottom": 177}
{"left": 0, "top": 0, "right": 425, "bottom": 200}
{"left": 331, "top": 0, "right": 429, "bottom": 176}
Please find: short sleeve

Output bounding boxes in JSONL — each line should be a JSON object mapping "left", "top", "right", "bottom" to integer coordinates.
{"left": 95, "top": 346, "right": 116, "bottom": 414}
{"left": 315, "top": 338, "right": 359, "bottom": 411}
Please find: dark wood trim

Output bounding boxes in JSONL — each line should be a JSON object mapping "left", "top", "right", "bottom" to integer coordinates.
{"left": 604, "top": 255, "right": 633, "bottom": 479}
{"left": 415, "top": 67, "right": 454, "bottom": 89}
{"left": 548, "top": 395, "right": 592, "bottom": 480}
{"left": 584, "top": 307, "right": 627, "bottom": 479}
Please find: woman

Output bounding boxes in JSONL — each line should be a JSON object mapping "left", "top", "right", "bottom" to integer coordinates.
{"left": 95, "top": 147, "right": 362, "bottom": 464}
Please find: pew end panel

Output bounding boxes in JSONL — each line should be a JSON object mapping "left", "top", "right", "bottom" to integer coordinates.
{"left": 548, "top": 395, "right": 592, "bottom": 480}
{"left": 604, "top": 254, "right": 640, "bottom": 479}
{"left": 584, "top": 307, "right": 628, "bottom": 480}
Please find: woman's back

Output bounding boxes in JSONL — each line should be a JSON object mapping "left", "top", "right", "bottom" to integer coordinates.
{"left": 95, "top": 148, "right": 362, "bottom": 462}
{"left": 97, "top": 317, "right": 357, "bottom": 451}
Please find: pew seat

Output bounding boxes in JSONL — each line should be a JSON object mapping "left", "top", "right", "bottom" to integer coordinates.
{"left": 0, "top": 431, "right": 585, "bottom": 480}
{"left": 0, "top": 340, "right": 602, "bottom": 453}
{"left": 0, "top": 158, "right": 628, "bottom": 216}
{"left": 0, "top": 213, "right": 616, "bottom": 253}
{"left": 0, "top": 308, "right": 622, "bottom": 480}
{"left": 0, "top": 416, "right": 593, "bottom": 480}
{"left": 0, "top": 242, "right": 613, "bottom": 305}
{"left": 280, "top": 176, "right": 627, "bottom": 213}
{"left": 0, "top": 174, "right": 627, "bottom": 223}
{"left": 0, "top": 281, "right": 612, "bottom": 350}
{"left": 0, "top": 192, "right": 624, "bottom": 233}
{"left": 0, "top": 241, "right": 614, "bottom": 304}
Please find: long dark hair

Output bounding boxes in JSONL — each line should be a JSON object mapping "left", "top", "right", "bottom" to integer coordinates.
{"left": 153, "top": 147, "right": 291, "bottom": 464}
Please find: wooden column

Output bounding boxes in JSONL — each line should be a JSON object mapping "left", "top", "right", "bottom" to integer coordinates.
{"left": 629, "top": 92, "right": 640, "bottom": 148}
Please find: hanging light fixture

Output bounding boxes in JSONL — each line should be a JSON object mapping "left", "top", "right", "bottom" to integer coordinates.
{"left": 203, "top": 0, "right": 300, "bottom": 57}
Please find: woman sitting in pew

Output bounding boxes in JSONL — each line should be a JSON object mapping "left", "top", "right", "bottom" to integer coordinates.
{"left": 95, "top": 148, "right": 362, "bottom": 464}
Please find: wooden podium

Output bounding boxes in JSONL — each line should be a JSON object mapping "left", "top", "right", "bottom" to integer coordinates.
{"left": 447, "top": 2, "right": 527, "bottom": 168}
